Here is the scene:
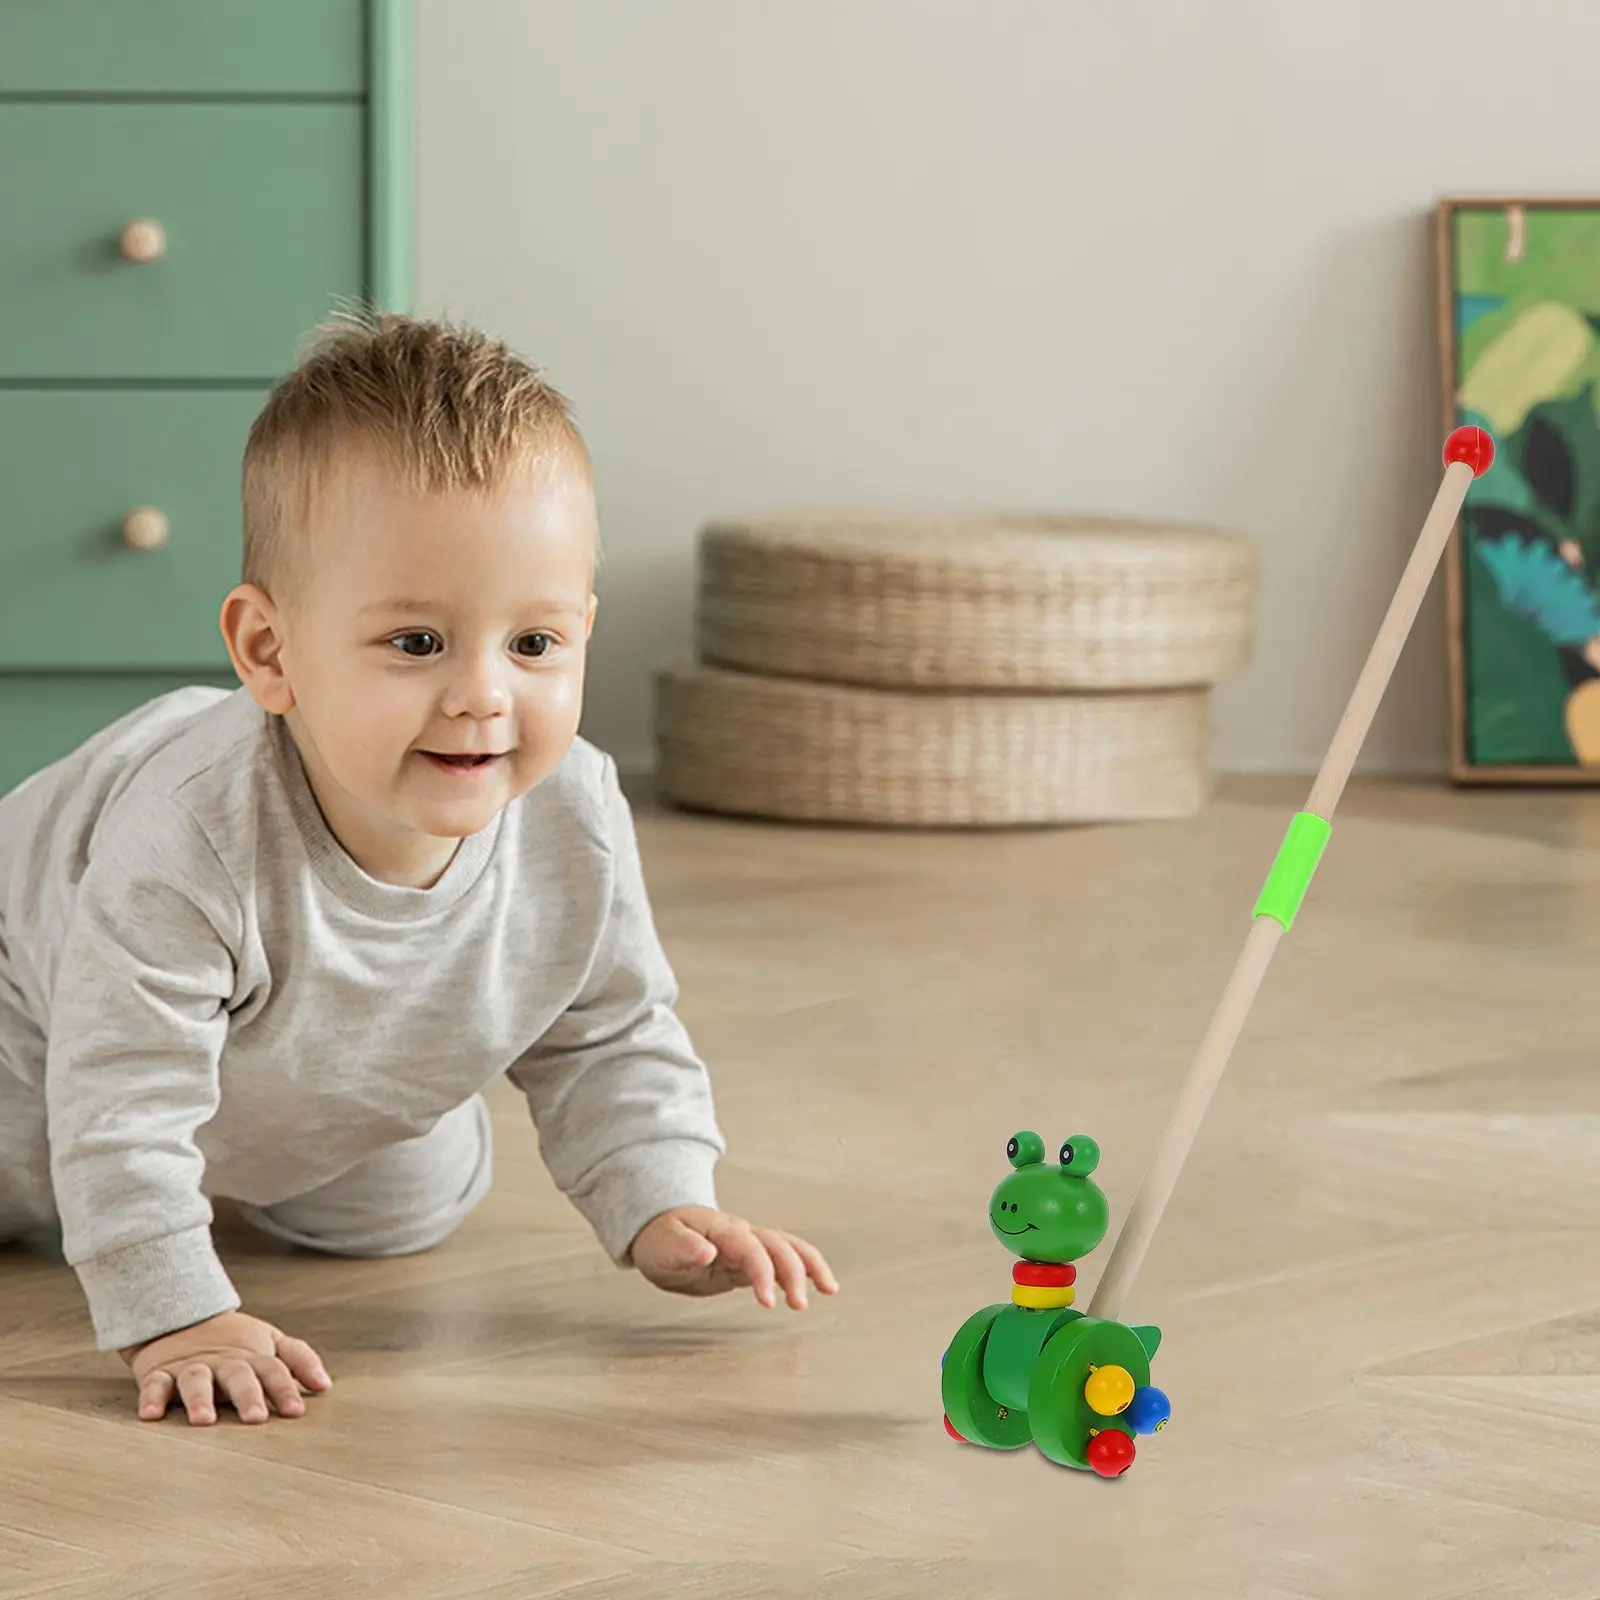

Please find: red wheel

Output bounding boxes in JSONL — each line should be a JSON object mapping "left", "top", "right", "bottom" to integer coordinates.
{"left": 943, "top": 1413, "right": 967, "bottom": 1442}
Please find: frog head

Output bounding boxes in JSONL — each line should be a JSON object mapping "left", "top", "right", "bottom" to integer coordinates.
{"left": 988, "top": 1130, "right": 1109, "bottom": 1263}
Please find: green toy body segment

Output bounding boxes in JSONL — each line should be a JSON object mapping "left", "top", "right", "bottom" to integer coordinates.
{"left": 942, "top": 1130, "right": 1171, "bottom": 1476}
{"left": 982, "top": 1303, "right": 1083, "bottom": 1410}
{"left": 941, "top": 1305, "right": 1032, "bottom": 1448}
{"left": 1253, "top": 811, "right": 1332, "bottom": 929}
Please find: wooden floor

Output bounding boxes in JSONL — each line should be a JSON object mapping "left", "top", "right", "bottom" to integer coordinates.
{"left": 4, "top": 774, "right": 1599, "bottom": 1599}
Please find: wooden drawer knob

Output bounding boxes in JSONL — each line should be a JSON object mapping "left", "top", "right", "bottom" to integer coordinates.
{"left": 117, "top": 220, "right": 167, "bottom": 263}
{"left": 122, "top": 507, "right": 170, "bottom": 551}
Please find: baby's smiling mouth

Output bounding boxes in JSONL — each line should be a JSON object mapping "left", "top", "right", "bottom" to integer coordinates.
{"left": 993, "top": 1219, "right": 1037, "bottom": 1236}
{"left": 419, "top": 751, "right": 508, "bottom": 774}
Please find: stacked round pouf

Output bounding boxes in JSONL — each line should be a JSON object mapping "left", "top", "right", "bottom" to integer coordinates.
{"left": 652, "top": 513, "right": 1258, "bottom": 827}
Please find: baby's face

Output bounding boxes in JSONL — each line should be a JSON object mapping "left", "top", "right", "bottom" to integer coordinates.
{"left": 272, "top": 447, "right": 598, "bottom": 883}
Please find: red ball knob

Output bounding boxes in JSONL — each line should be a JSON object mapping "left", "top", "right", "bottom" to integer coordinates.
{"left": 1085, "top": 1428, "right": 1136, "bottom": 1477}
{"left": 1443, "top": 424, "right": 1495, "bottom": 477}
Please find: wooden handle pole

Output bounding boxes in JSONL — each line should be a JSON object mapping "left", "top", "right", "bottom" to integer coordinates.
{"left": 1304, "top": 458, "right": 1477, "bottom": 821}
{"left": 1087, "top": 450, "right": 1482, "bottom": 1323}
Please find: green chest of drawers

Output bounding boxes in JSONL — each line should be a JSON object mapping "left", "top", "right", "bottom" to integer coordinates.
{"left": 0, "top": 0, "right": 412, "bottom": 795}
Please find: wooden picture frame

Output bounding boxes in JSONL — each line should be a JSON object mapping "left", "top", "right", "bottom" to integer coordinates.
{"left": 1437, "top": 194, "right": 1600, "bottom": 783}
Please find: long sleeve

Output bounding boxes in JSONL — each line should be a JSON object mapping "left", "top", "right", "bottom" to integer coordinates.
{"left": 45, "top": 800, "right": 243, "bottom": 1351}
{"left": 507, "top": 759, "right": 725, "bottom": 1265}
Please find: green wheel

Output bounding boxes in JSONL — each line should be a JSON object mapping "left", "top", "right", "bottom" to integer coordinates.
{"left": 1028, "top": 1316, "right": 1151, "bottom": 1471}
{"left": 940, "top": 1304, "right": 1033, "bottom": 1449}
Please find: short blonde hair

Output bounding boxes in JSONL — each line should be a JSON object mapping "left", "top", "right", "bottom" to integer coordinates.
{"left": 241, "top": 310, "right": 591, "bottom": 599}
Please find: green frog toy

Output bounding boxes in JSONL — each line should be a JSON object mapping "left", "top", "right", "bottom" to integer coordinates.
{"left": 940, "top": 1131, "right": 1170, "bottom": 1477}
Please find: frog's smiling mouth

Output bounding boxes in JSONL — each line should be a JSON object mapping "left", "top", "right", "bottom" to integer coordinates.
{"left": 993, "top": 1220, "right": 1037, "bottom": 1236}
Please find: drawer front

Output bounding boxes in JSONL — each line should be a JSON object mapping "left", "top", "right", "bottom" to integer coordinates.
{"left": 0, "top": 390, "right": 267, "bottom": 671}
{"left": 0, "top": 672, "right": 240, "bottom": 802}
{"left": 0, "top": 0, "right": 366, "bottom": 97}
{"left": 0, "top": 104, "right": 366, "bottom": 380}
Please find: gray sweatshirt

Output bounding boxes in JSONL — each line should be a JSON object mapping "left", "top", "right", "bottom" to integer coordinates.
{"left": 0, "top": 687, "right": 724, "bottom": 1351}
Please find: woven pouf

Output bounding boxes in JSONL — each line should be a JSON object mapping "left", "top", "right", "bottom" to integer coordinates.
{"left": 652, "top": 661, "right": 1214, "bottom": 827}
{"left": 693, "top": 512, "right": 1258, "bottom": 691}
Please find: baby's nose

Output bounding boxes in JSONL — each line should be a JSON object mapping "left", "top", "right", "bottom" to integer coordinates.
{"left": 444, "top": 655, "right": 512, "bottom": 716}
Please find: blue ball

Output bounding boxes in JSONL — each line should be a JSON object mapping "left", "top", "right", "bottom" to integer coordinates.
{"left": 1125, "top": 1385, "right": 1171, "bottom": 1435}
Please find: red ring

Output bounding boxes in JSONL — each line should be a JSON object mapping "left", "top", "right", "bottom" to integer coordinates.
{"left": 1012, "top": 1261, "right": 1076, "bottom": 1287}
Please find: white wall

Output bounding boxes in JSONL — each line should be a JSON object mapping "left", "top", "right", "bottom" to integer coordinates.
{"left": 415, "top": 0, "right": 1600, "bottom": 776}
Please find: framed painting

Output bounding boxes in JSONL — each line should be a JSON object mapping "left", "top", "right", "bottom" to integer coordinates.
{"left": 1436, "top": 195, "right": 1600, "bottom": 783}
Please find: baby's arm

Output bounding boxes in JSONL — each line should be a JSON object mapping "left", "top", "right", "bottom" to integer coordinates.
{"left": 46, "top": 798, "right": 329, "bottom": 1422}
{"left": 507, "top": 759, "right": 837, "bottom": 1309}
{"left": 506, "top": 757, "right": 725, "bottom": 1262}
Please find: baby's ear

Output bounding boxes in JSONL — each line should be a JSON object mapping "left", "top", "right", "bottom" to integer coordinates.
{"left": 219, "top": 583, "right": 295, "bottom": 715}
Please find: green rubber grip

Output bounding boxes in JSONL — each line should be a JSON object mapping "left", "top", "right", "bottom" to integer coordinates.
{"left": 1252, "top": 812, "right": 1331, "bottom": 929}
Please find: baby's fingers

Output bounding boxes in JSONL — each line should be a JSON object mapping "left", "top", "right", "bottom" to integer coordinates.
{"left": 253, "top": 1356, "right": 308, "bottom": 1419}
{"left": 216, "top": 1359, "right": 270, "bottom": 1425}
{"left": 137, "top": 1368, "right": 175, "bottom": 1422}
{"left": 274, "top": 1333, "right": 332, "bottom": 1393}
{"left": 176, "top": 1361, "right": 219, "bottom": 1426}
{"left": 711, "top": 1222, "right": 778, "bottom": 1309}
{"left": 789, "top": 1234, "right": 840, "bottom": 1295}
{"left": 757, "top": 1229, "right": 811, "bottom": 1310}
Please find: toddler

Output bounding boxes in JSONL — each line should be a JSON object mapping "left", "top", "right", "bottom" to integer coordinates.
{"left": 0, "top": 313, "right": 836, "bottom": 1427}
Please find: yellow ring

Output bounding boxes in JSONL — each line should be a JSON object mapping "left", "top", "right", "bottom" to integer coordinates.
{"left": 1010, "top": 1283, "right": 1075, "bottom": 1309}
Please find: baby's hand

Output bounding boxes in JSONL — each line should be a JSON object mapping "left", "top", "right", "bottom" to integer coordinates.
{"left": 119, "top": 1310, "right": 332, "bottom": 1426}
{"left": 630, "top": 1205, "right": 839, "bottom": 1310}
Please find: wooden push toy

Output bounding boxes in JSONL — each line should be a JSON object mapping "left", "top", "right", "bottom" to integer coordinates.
{"left": 940, "top": 425, "right": 1497, "bottom": 1476}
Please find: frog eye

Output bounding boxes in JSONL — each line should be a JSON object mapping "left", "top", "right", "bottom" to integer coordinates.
{"left": 1059, "top": 1134, "right": 1101, "bottom": 1175}
{"left": 1006, "top": 1130, "right": 1044, "bottom": 1168}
